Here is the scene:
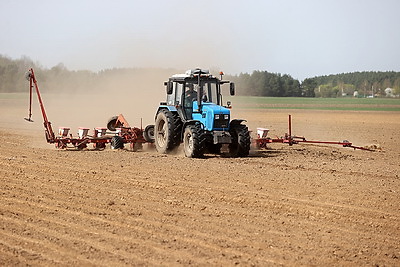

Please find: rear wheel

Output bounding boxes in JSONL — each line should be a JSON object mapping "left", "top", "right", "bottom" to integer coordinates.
{"left": 155, "top": 110, "right": 181, "bottom": 154}
{"left": 183, "top": 124, "right": 205, "bottom": 158}
{"left": 111, "top": 136, "right": 124, "bottom": 149}
{"left": 229, "top": 124, "right": 250, "bottom": 157}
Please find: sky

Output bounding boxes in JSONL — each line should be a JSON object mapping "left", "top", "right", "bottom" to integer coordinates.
{"left": 0, "top": 0, "right": 399, "bottom": 80}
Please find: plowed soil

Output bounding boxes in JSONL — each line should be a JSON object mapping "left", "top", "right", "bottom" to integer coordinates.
{"left": 1, "top": 97, "right": 399, "bottom": 266}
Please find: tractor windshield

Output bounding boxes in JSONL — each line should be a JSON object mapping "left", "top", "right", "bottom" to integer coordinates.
{"left": 184, "top": 80, "right": 219, "bottom": 106}
{"left": 182, "top": 79, "right": 220, "bottom": 119}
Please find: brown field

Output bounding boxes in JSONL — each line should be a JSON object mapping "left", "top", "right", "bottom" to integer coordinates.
{"left": 1, "top": 96, "right": 399, "bottom": 266}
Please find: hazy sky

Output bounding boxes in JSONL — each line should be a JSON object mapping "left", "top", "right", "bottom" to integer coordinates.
{"left": 1, "top": 0, "right": 399, "bottom": 80}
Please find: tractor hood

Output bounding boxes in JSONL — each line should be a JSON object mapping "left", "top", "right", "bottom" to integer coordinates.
{"left": 192, "top": 101, "right": 231, "bottom": 131}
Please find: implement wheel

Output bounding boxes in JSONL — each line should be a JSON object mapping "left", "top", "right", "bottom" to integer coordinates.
{"left": 143, "top": 125, "right": 155, "bottom": 143}
{"left": 111, "top": 136, "right": 124, "bottom": 149}
{"left": 107, "top": 116, "right": 123, "bottom": 131}
{"left": 93, "top": 142, "right": 106, "bottom": 150}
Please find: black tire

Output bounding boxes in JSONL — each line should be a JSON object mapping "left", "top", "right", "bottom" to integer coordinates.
{"left": 107, "top": 116, "right": 122, "bottom": 131}
{"left": 154, "top": 110, "right": 181, "bottom": 154}
{"left": 143, "top": 125, "right": 155, "bottom": 143}
{"left": 183, "top": 124, "right": 205, "bottom": 158}
{"left": 229, "top": 124, "right": 251, "bottom": 157}
{"left": 111, "top": 136, "right": 124, "bottom": 149}
{"left": 93, "top": 142, "right": 106, "bottom": 150}
{"left": 171, "top": 112, "right": 183, "bottom": 146}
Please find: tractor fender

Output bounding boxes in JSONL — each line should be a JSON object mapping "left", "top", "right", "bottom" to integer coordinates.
{"left": 230, "top": 119, "right": 247, "bottom": 128}
{"left": 182, "top": 120, "right": 204, "bottom": 139}
{"left": 155, "top": 106, "right": 177, "bottom": 120}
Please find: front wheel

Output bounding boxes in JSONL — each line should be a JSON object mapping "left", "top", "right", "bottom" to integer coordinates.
{"left": 183, "top": 124, "right": 205, "bottom": 158}
{"left": 229, "top": 124, "right": 251, "bottom": 157}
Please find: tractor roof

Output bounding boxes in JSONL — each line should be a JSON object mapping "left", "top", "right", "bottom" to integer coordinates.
{"left": 170, "top": 68, "right": 217, "bottom": 82}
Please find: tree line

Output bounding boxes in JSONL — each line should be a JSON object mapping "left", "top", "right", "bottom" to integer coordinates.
{"left": 0, "top": 55, "right": 34, "bottom": 93}
{"left": 302, "top": 71, "right": 400, "bottom": 97}
{"left": 0, "top": 55, "right": 176, "bottom": 94}
{"left": 0, "top": 55, "right": 98, "bottom": 93}
{"left": 227, "top": 71, "right": 302, "bottom": 97}
{"left": 1, "top": 54, "right": 399, "bottom": 97}
{"left": 228, "top": 70, "right": 400, "bottom": 97}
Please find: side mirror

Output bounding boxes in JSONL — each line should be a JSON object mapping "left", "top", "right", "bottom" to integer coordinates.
{"left": 230, "top": 83, "right": 235, "bottom": 96}
{"left": 165, "top": 81, "right": 173, "bottom": 94}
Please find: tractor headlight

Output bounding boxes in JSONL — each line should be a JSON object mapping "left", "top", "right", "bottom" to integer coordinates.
{"left": 214, "top": 113, "right": 230, "bottom": 129}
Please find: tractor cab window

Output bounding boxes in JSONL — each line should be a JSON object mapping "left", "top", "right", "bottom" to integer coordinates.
{"left": 166, "top": 82, "right": 183, "bottom": 106}
{"left": 175, "top": 82, "right": 183, "bottom": 105}
{"left": 201, "top": 82, "right": 210, "bottom": 102}
{"left": 202, "top": 81, "right": 218, "bottom": 104}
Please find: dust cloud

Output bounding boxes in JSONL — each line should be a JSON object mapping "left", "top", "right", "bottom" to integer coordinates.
{"left": 39, "top": 68, "right": 180, "bottom": 134}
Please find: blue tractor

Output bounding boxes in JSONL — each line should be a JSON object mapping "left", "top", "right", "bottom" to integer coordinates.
{"left": 154, "top": 68, "right": 251, "bottom": 158}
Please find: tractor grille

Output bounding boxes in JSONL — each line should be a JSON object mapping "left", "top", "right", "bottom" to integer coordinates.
{"left": 214, "top": 114, "right": 229, "bottom": 129}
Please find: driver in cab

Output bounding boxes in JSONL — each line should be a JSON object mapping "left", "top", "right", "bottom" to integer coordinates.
{"left": 185, "top": 84, "right": 197, "bottom": 107}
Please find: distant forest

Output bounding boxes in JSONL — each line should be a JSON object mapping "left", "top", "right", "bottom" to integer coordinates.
{"left": 0, "top": 55, "right": 98, "bottom": 94}
{"left": 228, "top": 71, "right": 400, "bottom": 97}
{"left": 1, "top": 55, "right": 399, "bottom": 97}
{"left": 301, "top": 72, "right": 400, "bottom": 98}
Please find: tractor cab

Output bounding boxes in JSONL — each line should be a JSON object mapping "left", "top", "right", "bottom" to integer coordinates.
{"left": 164, "top": 69, "right": 234, "bottom": 128}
